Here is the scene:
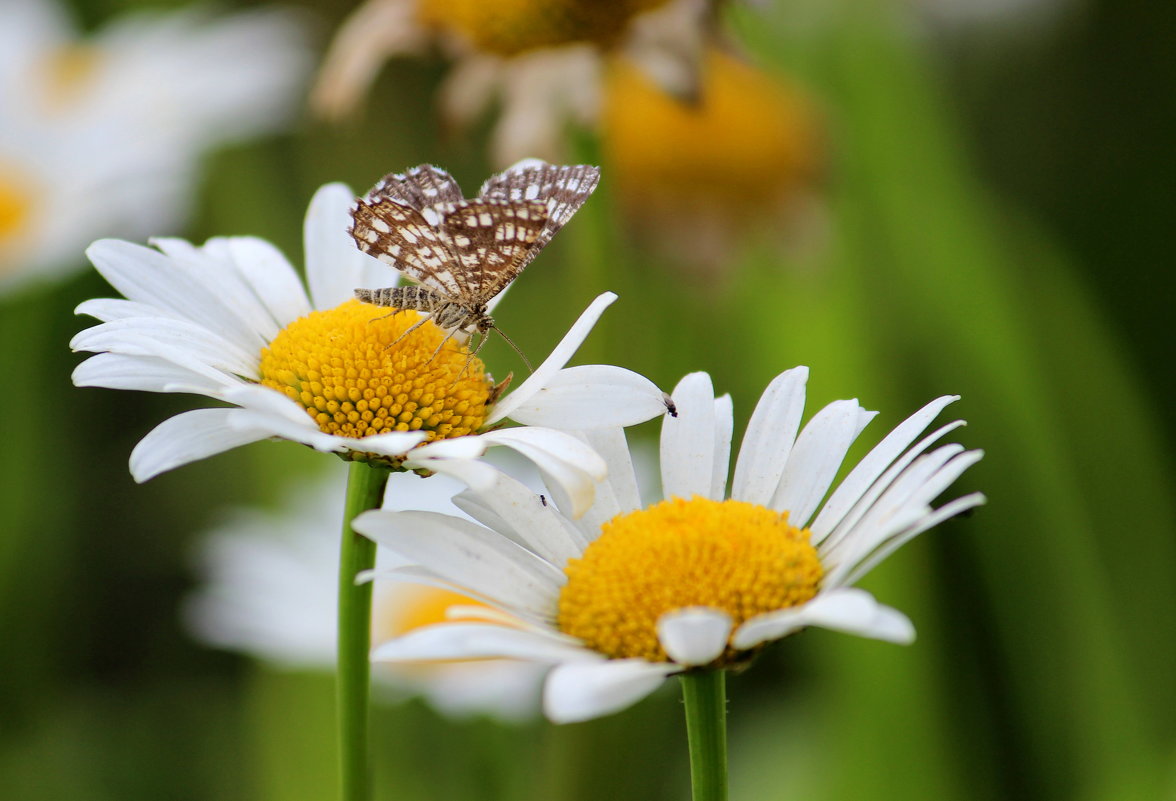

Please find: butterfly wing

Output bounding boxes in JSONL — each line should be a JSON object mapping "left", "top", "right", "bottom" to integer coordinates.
{"left": 478, "top": 161, "right": 601, "bottom": 270}
{"left": 437, "top": 198, "right": 548, "bottom": 304}
{"left": 349, "top": 199, "right": 464, "bottom": 297}
{"left": 365, "top": 164, "right": 466, "bottom": 227}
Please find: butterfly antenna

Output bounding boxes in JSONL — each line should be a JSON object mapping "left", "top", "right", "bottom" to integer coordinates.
{"left": 448, "top": 330, "right": 492, "bottom": 388}
{"left": 494, "top": 326, "right": 533, "bottom": 373}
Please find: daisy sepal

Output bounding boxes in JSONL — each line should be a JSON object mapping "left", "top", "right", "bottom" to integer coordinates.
{"left": 730, "top": 367, "right": 809, "bottom": 506}
{"left": 732, "top": 588, "right": 916, "bottom": 649}
{"left": 544, "top": 659, "right": 679, "bottom": 725}
{"left": 354, "top": 510, "right": 564, "bottom": 616}
{"left": 657, "top": 608, "right": 733, "bottom": 666}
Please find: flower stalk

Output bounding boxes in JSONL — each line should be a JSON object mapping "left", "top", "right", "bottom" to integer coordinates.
{"left": 680, "top": 669, "right": 729, "bottom": 801}
{"left": 337, "top": 461, "right": 391, "bottom": 801}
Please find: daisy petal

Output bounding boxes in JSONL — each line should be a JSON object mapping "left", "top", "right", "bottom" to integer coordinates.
{"left": 657, "top": 608, "right": 732, "bottom": 666}
{"left": 772, "top": 400, "right": 877, "bottom": 528}
{"left": 72, "top": 353, "right": 228, "bottom": 396}
{"left": 504, "top": 365, "right": 669, "bottom": 428}
{"left": 70, "top": 316, "right": 257, "bottom": 377}
{"left": 660, "top": 372, "right": 717, "bottom": 500}
{"left": 544, "top": 660, "right": 677, "bottom": 724}
{"left": 353, "top": 510, "right": 564, "bottom": 615}
{"left": 485, "top": 292, "right": 617, "bottom": 425}
{"left": 304, "top": 182, "right": 389, "bottom": 310}
{"left": 732, "top": 366, "right": 808, "bottom": 506}
{"left": 711, "top": 394, "right": 733, "bottom": 499}
{"left": 222, "top": 236, "right": 313, "bottom": 330}
{"left": 130, "top": 408, "right": 274, "bottom": 482}
{"left": 477, "top": 428, "right": 606, "bottom": 519}
{"left": 810, "top": 396, "right": 960, "bottom": 543}
{"left": 372, "top": 622, "right": 590, "bottom": 664}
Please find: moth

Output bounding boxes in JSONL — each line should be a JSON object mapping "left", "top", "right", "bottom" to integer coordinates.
{"left": 348, "top": 160, "right": 601, "bottom": 369}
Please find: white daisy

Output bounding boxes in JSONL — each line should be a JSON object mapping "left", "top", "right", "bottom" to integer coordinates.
{"left": 0, "top": 0, "right": 309, "bottom": 292}
{"left": 311, "top": 0, "right": 709, "bottom": 165}
{"left": 70, "top": 177, "right": 668, "bottom": 512}
{"left": 357, "top": 367, "right": 985, "bottom": 723}
{"left": 185, "top": 464, "right": 546, "bottom": 722}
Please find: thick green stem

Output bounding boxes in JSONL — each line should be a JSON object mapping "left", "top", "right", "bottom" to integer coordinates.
{"left": 680, "top": 670, "right": 729, "bottom": 801}
{"left": 337, "top": 461, "right": 391, "bottom": 801}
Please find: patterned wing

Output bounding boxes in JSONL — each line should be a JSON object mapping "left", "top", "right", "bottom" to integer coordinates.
{"left": 348, "top": 199, "right": 464, "bottom": 296}
{"left": 478, "top": 162, "right": 601, "bottom": 269}
{"left": 437, "top": 198, "right": 549, "bottom": 304}
{"left": 365, "top": 164, "right": 466, "bottom": 225}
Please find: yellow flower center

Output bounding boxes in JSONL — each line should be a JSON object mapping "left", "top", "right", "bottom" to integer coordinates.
{"left": 374, "top": 586, "right": 495, "bottom": 642}
{"left": 0, "top": 162, "right": 35, "bottom": 267}
{"left": 603, "top": 49, "right": 823, "bottom": 209}
{"left": 557, "top": 496, "right": 823, "bottom": 665}
{"left": 417, "top": 0, "right": 669, "bottom": 55}
{"left": 42, "top": 44, "right": 101, "bottom": 111}
{"left": 258, "top": 299, "right": 490, "bottom": 463}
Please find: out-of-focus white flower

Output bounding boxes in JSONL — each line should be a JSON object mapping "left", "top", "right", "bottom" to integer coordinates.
{"left": 185, "top": 463, "right": 547, "bottom": 722}
{"left": 0, "top": 0, "right": 309, "bottom": 293}
{"left": 312, "top": 0, "right": 710, "bottom": 165}
{"left": 359, "top": 368, "right": 984, "bottom": 723}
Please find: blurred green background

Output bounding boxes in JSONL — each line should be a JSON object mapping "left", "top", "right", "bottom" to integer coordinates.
{"left": 2, "top": 0, "right": 1174, "bottom": 799}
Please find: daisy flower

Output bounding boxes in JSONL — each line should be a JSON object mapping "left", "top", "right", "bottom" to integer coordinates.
{"left": 357, "top": 367, "right": 984, "bottom": 723}
{"left": 70, "top": 169, "right": 668, "bottom": 512}
{"left": 0, "top": 0, "right": 309, "bottom": 292}
{"left": 603, "top": 48, "right": 826, "bottom": 276}
{"left": 186, "top": 464, "right": 546, "bottom": 722}
{"left": 311, "top": 0, "right": 710, "bottom": 165}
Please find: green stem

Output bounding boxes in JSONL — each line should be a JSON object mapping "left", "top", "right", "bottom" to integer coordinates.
{"left": 337, "top": 461, "right": 391, "bottom": 801}
{"left": 680, "top": 670, "right": 729, "bottom": 801}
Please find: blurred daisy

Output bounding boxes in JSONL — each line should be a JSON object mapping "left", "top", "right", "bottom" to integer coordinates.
{"left": 358, "top": 367, "right": 984, "bottom": 723}
{"left": 312, "top": 0, "right": 710, "bottom": 164}
{"left": 0, "top": 0, "right": 309, "bottom": 293}
{"left": 186, "top": 465, "right": 546, "bottom": 721}
{"left": 602, "top": 48, "right": 825, "bottom": 275}
{"left": 71, "top": 170, "right": 668, "bottom": 512}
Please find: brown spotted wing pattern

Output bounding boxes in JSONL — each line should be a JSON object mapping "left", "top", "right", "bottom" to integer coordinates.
{"left": 349, "top": 161, "right": 601, "bottom": 329}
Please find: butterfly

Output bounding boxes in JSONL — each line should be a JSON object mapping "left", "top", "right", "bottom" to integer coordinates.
{"left": 349, "top": 160, "right": 601, "bottom": 370}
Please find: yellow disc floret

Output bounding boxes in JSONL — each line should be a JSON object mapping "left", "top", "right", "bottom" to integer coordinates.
{"left": 0, "top": 164, "right": 33, "bottom": 259}
{"left": 417, "top": 0, "right": 669, "bottom": 56}
{"left": 557, "top": 496, "right": 823, "bottom": 665}
{"left": 258, "top": 299, "right": 490, "bottom": 463}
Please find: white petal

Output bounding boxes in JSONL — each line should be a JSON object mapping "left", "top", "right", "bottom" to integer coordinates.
{"left": 477, "top": 428, "right": 606, "bottom": 519}
{"left": 222, "top": 236, "right": 312, "bottom": 327}
{"left": 485, "top": 292, "right": 617, "bottom": 425}
{"left": 74, "top": 298, "right": 185, "bottom": 323}
{"left": 70, "top": 316, "right": 258, "bottom": 377}
{"left": 446, "top": 469, "right": 585, "bottom": 566}
{"left": 372, "top": 623, "right": 590, "bottom": 664}
{"left": 504, "top": 365, "right": 670, "bottom": 428}
{"left": 810, "top": 396, "right": 960, "bottom": 544}
{"left": 72, "top": 353, "right": 228, "bottom": 396}
{"left": 660, "top": 372, "right": 717, "bottom": 500}
{"left": 711, "top": 394, "right": 733, "bottom": 499}
{"left": 772, "top": 400, "right": 877, "bottom": 528}
{"left": 732, "top": 588, "right": 915, "bottom": 649}
{"left": 657, "top": 608, "right": 732, "bottom": 666}
{"left": 544, "top": 660, "right": 677, "bottom": 724}
{"left": 353, "top": 510, "right": 564, "bottom": 616}
{"left": 129, "top": 408, "right": 274, "bottom": 482}
{"left": 304, "top": 182, "right": 390, "bottom": 310}
{"left": 731, "top": 367, "right": 808, "bottom": 505}
{"left": 562, "top": 428, "right": 641, "bottom": 541}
